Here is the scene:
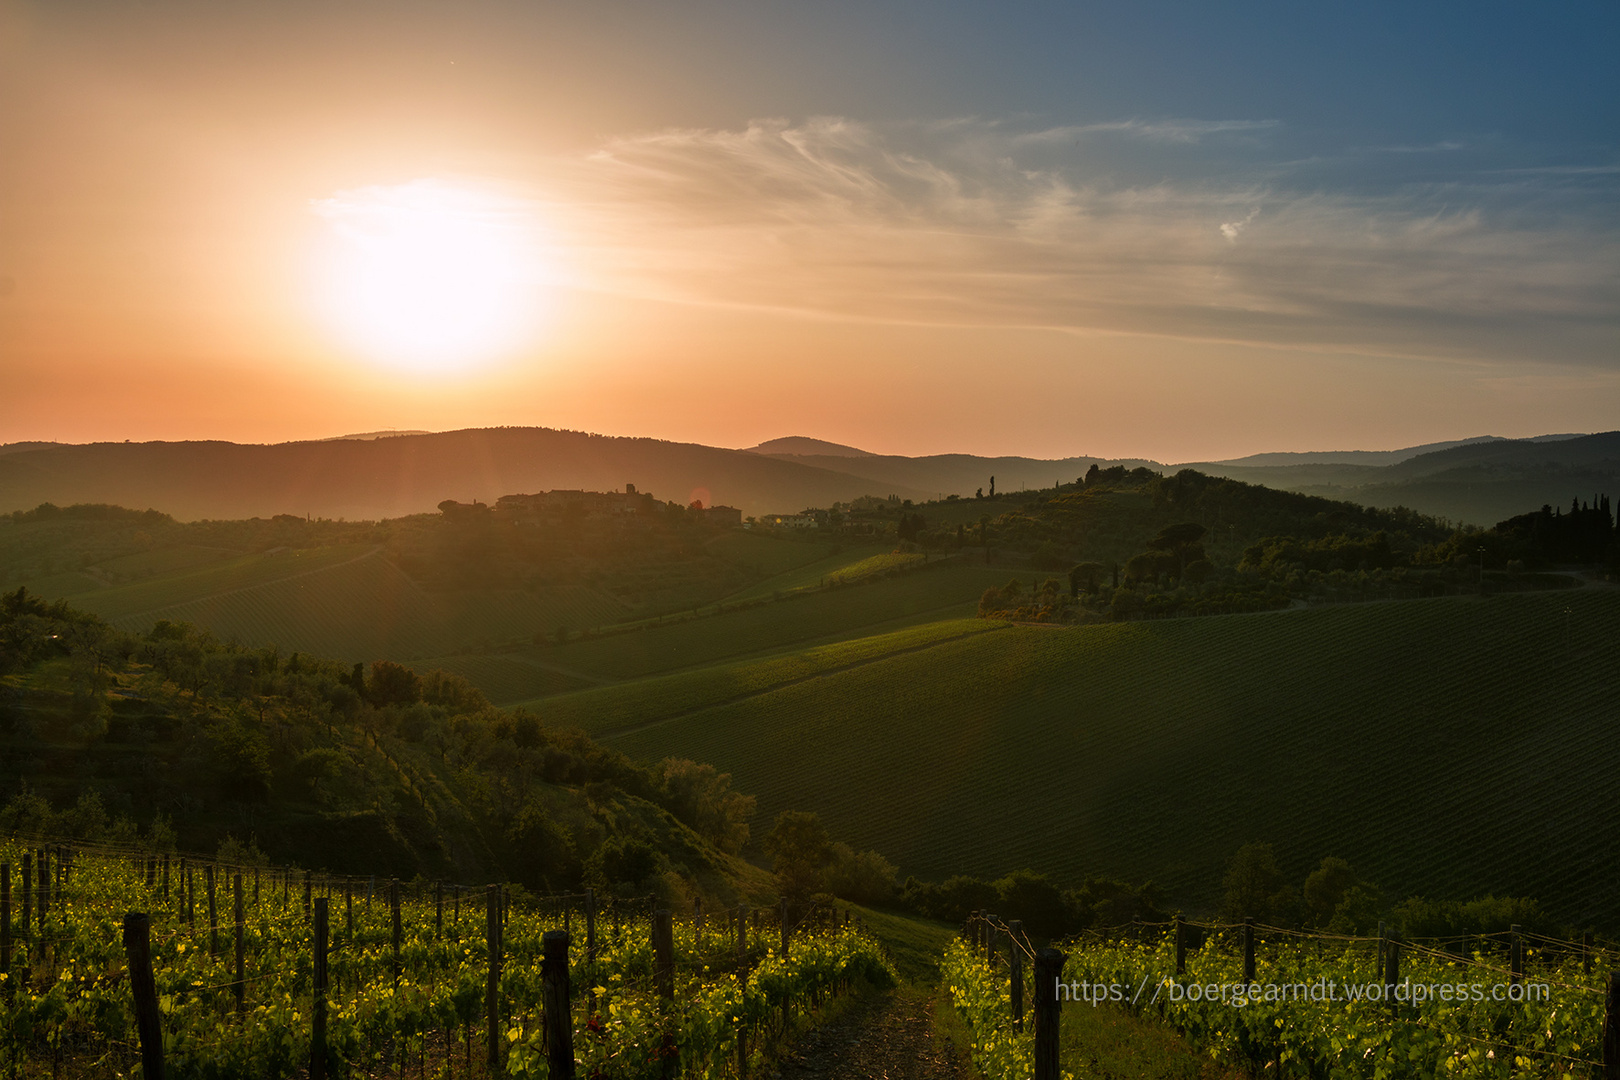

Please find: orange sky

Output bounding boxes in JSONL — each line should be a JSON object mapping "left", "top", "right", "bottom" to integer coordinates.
{"left": 2, "top": 1, "right": 1617, "bottom": 461}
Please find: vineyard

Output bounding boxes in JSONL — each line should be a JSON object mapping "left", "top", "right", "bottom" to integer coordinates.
{"left": 610, "top": 588, "right": 1620, "bottom": 925}
{"left": 944, "top": 911, "right": 1620, "bottom": 1079}
{"left": 535, "top": 619, "right": 1004, "bottom": 737}
{"left": 509, "top": 563, "right": 1015, "bottom": 689}
{"left": 0, "top": 839, "right": 895, "bottom": 1079}
{"left": 61, "top": 549, "right": 626, "bottom": 667}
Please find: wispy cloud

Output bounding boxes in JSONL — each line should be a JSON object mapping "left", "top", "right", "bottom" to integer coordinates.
{"left": 533, "top": 117, "right": 1619, "bottom": 367}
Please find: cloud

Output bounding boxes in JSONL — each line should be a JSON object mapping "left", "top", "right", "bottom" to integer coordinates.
{"left": 1220, "top": 209, "right": 1260, "bottom": 242}
{"left": 532, "top": 117, "right": 1620, "bottom": 368}
{"left": 1015, "top": 118, "right": 1279, "bottom": 146}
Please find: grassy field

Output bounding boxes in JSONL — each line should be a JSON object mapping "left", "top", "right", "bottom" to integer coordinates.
{"left": 52, "top": 546, "right": 628, "bottom": 664}
{"left": 62, "top": 544, "right": 379, "bottom": 618}
{"left": 720, "top": 543, "right": 892, "bottom": 602}
{"left": 606, "top": 588, "right": 1620, "bottom": 926}
{"left": 529, "top": 618, "right": 1005, "bottom": 733}
{"left": 516, "top": 562, "right": 1018, "bottom": 684}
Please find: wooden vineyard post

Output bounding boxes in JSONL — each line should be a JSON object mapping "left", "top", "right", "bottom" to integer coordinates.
{"left": 1384, "top": 932, "right": 1401, "bottom": 1012}
{"left": 123, "top": 913, "right": 165, "bottom": 1080}
{"left": 37, "top": 849, "right": 47, "bottom": 926}
{"left": 985, "top": 912, "right": 998, "bottom": 962}
{"left": 345, "top": 881, "right": 354, "bottom": 942}
{"left": 1243, "top": 918, "right": 1255, "bottom": 984}
{"left": 653, "top": 909, "right": 677, "bottom": 1079}
{"left": 20, "top": 854, "right": 30, "bottom": 945}
{"left": 1009, "top": 920, "right": 1025, "bottom": 1032}
{"left": 311, "top": 898, "right": 329, "bottom": 1080}
{"left": 542, "top": 931, "right": 575, "bottom": 1079}
{"left": 486, "top": 885, "right": 503, "bottom": 1075}
{"left": 1604, "top": 972, "right": 1620, "bottom": 1080}
{"left": 162, "top": 855, "right": 169, "bottom": 902}
{"left": 1, "top": 863, "right": 10, "bottom": 1003}
{"left": 435, "top": 881, "right": 444, "bottom": 939}
{"left": 206, "top": 865, "right": 219, "bottom": 956}
{"left": 1510, "top": 924, "right": 1523, "bottom": 985}
{"left": 390, "top": 879, "right": 402, "bottom": 986}
{"left": 234, "top": 874, "right": 246, "bottom": 1014}
{"left": 1034, "top": 948, "right": 1064, "bottom": 1080}
{"left": 585, "top": 888, "right": 597, "bottom": 961}
{"left": 182, "top": 860, "right": 192, "bottom": 926}
{"left": 1586, "top": 932, "right": 1595, "bottom": 976}
{"left": 736, "top": 903, "right": 750, "bottom": 1078}
{"left": 1174, "top": 915, "right": 1186, "bottom": 976}
{"left": 304, "top": 871, "right": 312, "bottom": 921}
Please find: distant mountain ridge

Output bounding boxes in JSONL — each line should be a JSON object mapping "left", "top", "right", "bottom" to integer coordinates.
{"left": 3, "top": 428, "right": 1615, "bottom": 527}
{"left": 0, "top": 428, "right": 939, "bottom": 522}
{"left": 744, "top": 436, "right": 876, "bottom": 457}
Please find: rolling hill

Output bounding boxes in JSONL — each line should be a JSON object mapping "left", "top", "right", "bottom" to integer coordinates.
{"left": 0, "top": 427, "right": 938, "bottom": 521}
{"left": 749, "top": 431, "right": 1620, "bottom": 526}
{"left": 590, "top": 587, "right": 1620, "bottom": 926}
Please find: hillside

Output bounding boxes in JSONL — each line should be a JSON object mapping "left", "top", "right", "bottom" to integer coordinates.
{"left": 746, "top": 431, "right": 1620, "bottom": 526}
{"left": 0, "top": 589, "right": 769, "bottom": 903}
{"left": 1194, "top": 431, "right": 1620, "bottom": 525}
{"left": 594, "top": 587, "right": 1620, "bottom": 927}
{"left": 0, "top": 427, "right": 937, "bottom": 521}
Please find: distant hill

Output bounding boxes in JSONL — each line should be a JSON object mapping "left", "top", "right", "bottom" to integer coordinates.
{"left": 748, "top": 430, "right": 1620, "bottom": 526}
{"left": 0, "top": 442, "right": 60, "bottom": 456}
{"left": 751, "top": 451, "right": 1163, "bottom": 501}
{"left": 745, "top": 436, "right": 876, "bottom": 457}
{"left": 1202, "top": 436, "right": 1508, "bottom": 468}
{"left": 8, "top": 427, "right": 1614, "bottom": 526}
{"left": 323, "top": 429, "right": 435, "bottom": 441}
{"left": 1195, "top": 431, "right": 1620, "bottom": 525}
{"left": 0, "top": 428, "right": 937, "bottom": 521}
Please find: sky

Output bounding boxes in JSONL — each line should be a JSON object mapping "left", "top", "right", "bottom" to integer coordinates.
{"left": 1, "top": 0, "right": 1617, "bottom": 461}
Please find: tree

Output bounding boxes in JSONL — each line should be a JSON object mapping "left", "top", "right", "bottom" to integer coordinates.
{"left": 989, "top": 475, "right": 996, "bottom": 498}
{"left": 1221, "top": 842, "right": 1288, "bottom": 922}
{"left": 1069, "top": 562, "right": 1106, "bottom": 596}
{"left": 368, "top": 660, "right": 422, "bottom": 706}
{"left": 1303, "top": 857, "right": 1357, "bottom": 925}
{"left": 1084, "top": 464, "right": 1100, "bottom": 487}
{"left": 654, "top": 758, "right": 756, "bottom": 853}
{"left": 1146, "top": 522, "right": 1209, "bottom": 579}
{"left": 763, "top": 810, "right": 833, "bottom": 902}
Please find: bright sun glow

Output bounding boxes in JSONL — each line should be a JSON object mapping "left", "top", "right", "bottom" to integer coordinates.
{"left": 311, "top": 180, "right": 545, "bottom": 373}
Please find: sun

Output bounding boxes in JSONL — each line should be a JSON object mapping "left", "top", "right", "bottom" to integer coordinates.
{"left": 310, "top": 180, "right": 545, "bottom": 373}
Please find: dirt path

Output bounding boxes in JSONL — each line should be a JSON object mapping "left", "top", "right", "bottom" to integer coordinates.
{"left": 768, "top": 987, "right": 973, "bottom": 1080}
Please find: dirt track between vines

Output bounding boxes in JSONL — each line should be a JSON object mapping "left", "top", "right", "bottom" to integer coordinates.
{"left": 767, "top": 987, "right": 973, "bottom": 1080}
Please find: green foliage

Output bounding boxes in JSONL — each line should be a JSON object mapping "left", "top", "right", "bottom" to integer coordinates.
{"left": 1056, "top": 927, "right": 1607, "bottom": 1078}
{"left": 1220, "top": 843, "right": 1295, "bottom": 924}
{"left": 653, "top": 758, "right": 755, "bottom": 854}
{"left": 824, "top": 842, "right": 900, "bottom": 906}
{"left": 0, "top": 598, "right": 768, "bottom": 894}
{"left": 941, "top": 938, "right": 1050, "bottom": 1080}
{"left": 764, "top": 810, "right": 833, "bottom": 901}
{"left": 0, "top": 840, "right": 894, "bottom": 1080}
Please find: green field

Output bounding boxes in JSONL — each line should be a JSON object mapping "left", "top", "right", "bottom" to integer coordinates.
{"left": 719, "top": 543, "right": 892, "bottom": 602}
{"left": 604, "top": 588, "right": 1620, "bottom": 925}
{"left": 47, "top": 546, "right": 628, "bottom": 663}
{"left": 530, "top": 618, "right": 1006, "bottom": 733}
{"left": 516, "top": 562, "right": 1019, "bottom": 685}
